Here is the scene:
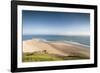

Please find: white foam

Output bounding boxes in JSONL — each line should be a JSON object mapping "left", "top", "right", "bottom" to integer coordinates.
{"left": 64, "top": 41, "right": 90, "bottom": 48}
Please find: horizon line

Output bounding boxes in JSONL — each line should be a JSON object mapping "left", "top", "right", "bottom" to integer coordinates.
{"left": 23, "top": 34, "right": 90, "bottom": 36}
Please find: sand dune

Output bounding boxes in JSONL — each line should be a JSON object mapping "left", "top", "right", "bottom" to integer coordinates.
{"left": 23, "top": 39, "right": 90, "bottom": 58}
{"left": 23, "top": 39, "right": 68, "bottom": 56}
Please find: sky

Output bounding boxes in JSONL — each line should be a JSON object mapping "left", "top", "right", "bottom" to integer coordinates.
{"left": 22, "top": 10, "right": 90, "bottom": 36}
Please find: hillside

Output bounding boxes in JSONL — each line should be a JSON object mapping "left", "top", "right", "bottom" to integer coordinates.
{"left": 22, "top": 39, "right": 90, "bottom": 62}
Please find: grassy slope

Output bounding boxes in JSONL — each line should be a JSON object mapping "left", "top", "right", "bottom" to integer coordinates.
{"left": 22, "top": 53, "right": 89, "bottom": 62}
{"left": 22, "top": 53, "right": 63, "bottom": 62}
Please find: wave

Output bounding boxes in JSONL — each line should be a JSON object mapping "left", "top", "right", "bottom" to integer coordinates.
{"left": 32, "top": 38, "right": 48, "bottom": 42}
{"left": 63, "top": 41, "right": 90, "bottom": 48}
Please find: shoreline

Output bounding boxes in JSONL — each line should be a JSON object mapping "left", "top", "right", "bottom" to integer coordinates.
{"left": 22, "top": 39, "right": 90, "bottom": 62}
{"left": 23, "top": 39, "right": 90, "bottom": 57}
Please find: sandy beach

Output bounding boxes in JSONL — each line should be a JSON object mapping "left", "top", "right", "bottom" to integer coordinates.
{"left": 23, "top": 39, "right": 90, "bottom": 58}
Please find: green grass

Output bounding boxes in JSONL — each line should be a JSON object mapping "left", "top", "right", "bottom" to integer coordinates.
{"left": 22, "top": 53, "right": 89, "bottom": 62}
{"left": 61, "top": 56, "right": 89, "bottom": 60}
{"left": 22, "top": 53, "right": 63, "bottom": 62}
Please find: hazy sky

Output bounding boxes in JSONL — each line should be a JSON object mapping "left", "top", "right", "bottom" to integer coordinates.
{"left": 22, "top": 10, "right": 90, "bottom": 35}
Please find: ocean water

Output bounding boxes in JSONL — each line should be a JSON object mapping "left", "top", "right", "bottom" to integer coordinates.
{"left": 23, "top": 35, "right": 90, "bottom": 46}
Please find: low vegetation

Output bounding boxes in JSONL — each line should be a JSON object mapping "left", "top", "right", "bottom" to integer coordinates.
{"left": 22, "top": 53, "right": 63, "bottom": 62}
{"left": 22, "top": 51, "right": 89, "bottom": 62}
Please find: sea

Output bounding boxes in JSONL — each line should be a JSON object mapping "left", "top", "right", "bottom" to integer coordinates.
{"left": 23, "top": 35, "right": 90, "bottom": 46}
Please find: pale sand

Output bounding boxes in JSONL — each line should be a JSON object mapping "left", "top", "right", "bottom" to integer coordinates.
{"left": 23, "top": 39, "right": 90, "bottom": 57}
